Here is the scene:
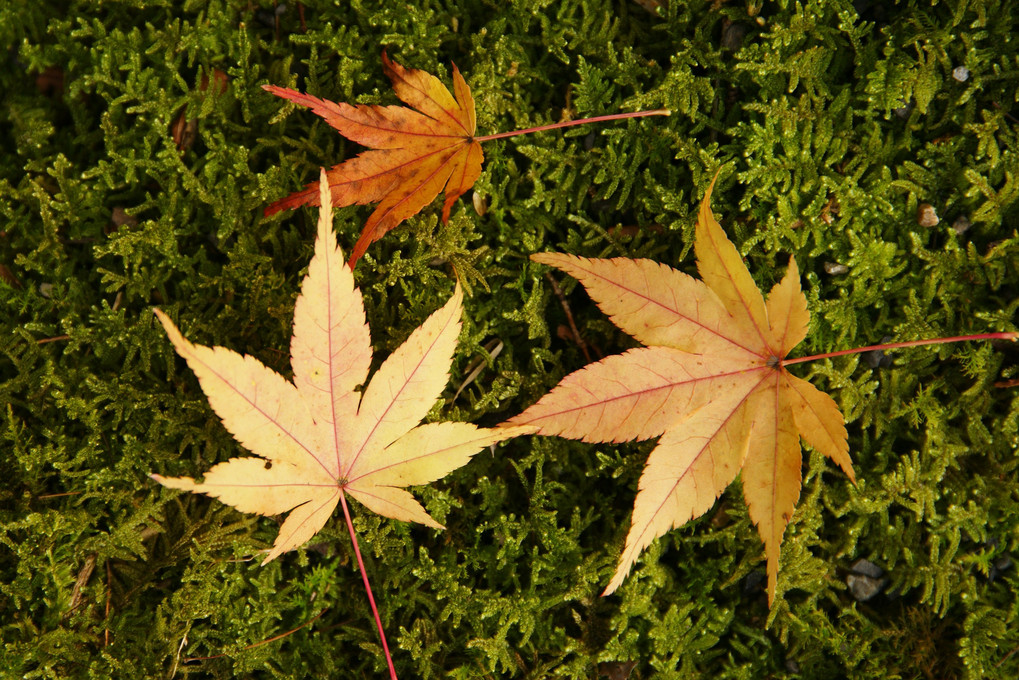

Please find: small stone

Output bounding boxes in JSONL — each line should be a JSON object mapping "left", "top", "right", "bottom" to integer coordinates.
{"left": 990, "top": 556, "right": 1013, "bottom": 583}
{"left": 472, "top": 191, "right": 488, "bottom": 217}
{"left": 847, "top": 559, "right": 887, "bottom": 601}
{"left": 863, "top": 350, "right": 883, "bottom": 368}
{"left": 39, "top": 283, "right": 54, "bottom": 298}
{"left": 824, "top": 262, "right": 848, "bottom": 275}
{"left": 847, "top": 573, "right": 885, "bottom": 601}
{"left": 743, "top": 569, "right": 766, "bottom": 594}
{"left": 863, "top": 336, "right": 894, "bottom": 369}
{"left": 952, "top": 66, "right": 970, "bottom": 82}
{"left": 952, "top": 215, "right": 971, "bottom": 235}
{"left": 917, "top": 203, "right": 939, "bottom": 227}
{"left": 893, "top": 99, "right": 913, "bottom": 118}
{"left": 851, "top": 558, "right": 883, "bottom": 578}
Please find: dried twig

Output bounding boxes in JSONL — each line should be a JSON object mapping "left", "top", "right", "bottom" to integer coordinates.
{"left": 35, "top": 491, "right": 83, "bottom": 500}
{"left": 545, "top": 273, "right": 593, "bottom": 363}
{"left": 181, "top": 609, "right": 328, "bottom": 664}
{"left": 995, "top": 642, "right": 1019, "bottom": 668}
{"left": 36, "top": 335, "right": 71, "bottom": 344}
{"left": 451, "top": 338, "right": 503, "bottom": 403}
{"left": 67, "top": 553, "right": 97, "bottom": 615}
{"left": 104, "top": 560, "right": 112, "bottom": 647}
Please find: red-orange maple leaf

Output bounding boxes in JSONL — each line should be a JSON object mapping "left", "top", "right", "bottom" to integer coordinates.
{"left": 264, "top": 52, "right": 669, "bottom": 267}
{"left": 264, "top": 51, "right": 481, "bottom": 267}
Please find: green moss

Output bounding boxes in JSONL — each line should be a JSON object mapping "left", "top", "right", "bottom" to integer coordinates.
{"left": 2, "top": 0, "right": 1018, "bottom": 677}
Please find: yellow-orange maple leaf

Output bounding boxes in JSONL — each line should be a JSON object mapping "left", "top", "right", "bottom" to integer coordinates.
{"left": 510, "top": 176, "right": 854, "bottom": 603}
{"left": 264, "top": 51, "right": 481, "bottom": 267}
{"left": 153, "top": 170, "right": 531, "bottom": 563}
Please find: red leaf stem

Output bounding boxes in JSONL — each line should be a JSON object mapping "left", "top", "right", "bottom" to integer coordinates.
{"left": 781, "top": 332, "right": 1018, "bottom": 367}
{"left": 339, "top": 493, "right": 398, "bottom": 680}
{"left": 474, "top": 109, "right": 671, "bottom": 142}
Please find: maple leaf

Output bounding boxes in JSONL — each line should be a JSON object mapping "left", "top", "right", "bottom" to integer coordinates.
{"left": 263, "top": 52, "right": 669, "bottom": 267}
{"left": 263, "top": 51, "right": 480, "bottom": 267}
{"left": 510, "top": 176, "right": 855, "bottom": 604}
{"left": 153, "top": 170, "right": 532, "bottom": 564}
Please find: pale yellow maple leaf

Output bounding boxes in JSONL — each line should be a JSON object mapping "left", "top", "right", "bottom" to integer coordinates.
{"left": 153, "top": 169, "right": 532, "bottom": 564}
{"left": 511, "top": 176, "right": 854, "bottom": 603}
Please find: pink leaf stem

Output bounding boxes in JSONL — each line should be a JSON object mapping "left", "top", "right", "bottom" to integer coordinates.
{"left": 781, "top": 332, "right": 1017, "bottom": 367}
{"left": 339, "top": 492, "right": 398, "bottom": 680}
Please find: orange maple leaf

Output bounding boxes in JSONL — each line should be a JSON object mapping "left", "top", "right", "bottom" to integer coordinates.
{"left": 510, "top": 175, "right": 855, "bottom": 604}
{"left": 264, "top": 52, "right": 669, "bottom": 267}
{"left": 153, "top": 170, "right": 532, "bottom": 564}
{"left": 263, "top": 51, "right": 481, "bottom": 267}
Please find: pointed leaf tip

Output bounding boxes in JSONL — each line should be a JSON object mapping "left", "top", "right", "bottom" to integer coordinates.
{"left": 316, "top": 166, "right": 332, "bottom": 219}
{"left": 701, "top": 168, "right": 723, "bottom": 206}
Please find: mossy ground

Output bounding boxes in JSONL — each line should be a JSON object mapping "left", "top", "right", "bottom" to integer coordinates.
{"left": 2, "top": 1, "right": 1018, "bottom": 678}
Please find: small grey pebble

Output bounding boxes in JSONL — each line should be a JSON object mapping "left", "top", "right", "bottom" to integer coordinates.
{"left": 952, "top": 66, "right": 970, "bottom": 82}
{"left": 39, "top": 283, "right": 54, "bottom": 299}
{"left": 848, "top": 574, "right": 886, "bottom": 601}
{"left": 893, "top": 99, "right": 913, "bottom": 118}
{"left": 863, "top": 350, "right": 883, "bottom": 368}
{"left": 952, "top": 215, "right": 971, "bottom": 235}
{"left": 786, "top": 659, "right": 801, "bottom": 674}
{"left": 917, "top": 202, "right": 939, "bottom": 227}
{"left": 863, "top": 337, "right": 893, "bottom": 369}
{"left": 743, "top": 569, "right": 766, "bottom": 594}
{"left": 990, "top": 555, "right": 1013, "bottom": 582}
{"left": 851, "top": 559, "right": 884, "bottom": 578}
{"left": 848, "top": 559, "right": 887, "bottom": 601}
{"left": 824, "top": 262, "right": 849, "bottom": 275}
